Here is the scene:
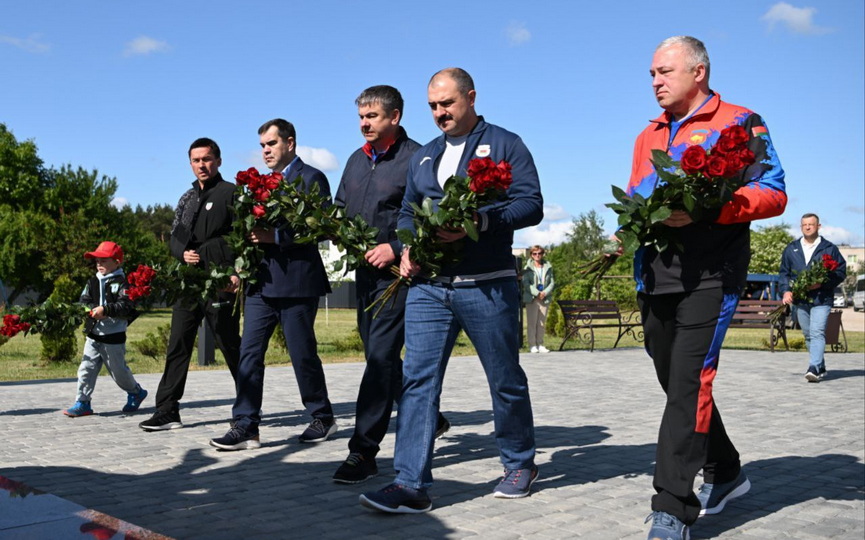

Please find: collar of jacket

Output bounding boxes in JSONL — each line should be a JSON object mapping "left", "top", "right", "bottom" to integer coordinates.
{"left": 649, "top": 92, "right": 721, "bottom": 127}
{"left": 362, "top": 126, "right": 408, "bottom": 161}
{"left": 190, "top": 173, "right": 225, "bottom": 192}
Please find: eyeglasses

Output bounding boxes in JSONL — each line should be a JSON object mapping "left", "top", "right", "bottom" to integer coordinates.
{"left": 531, "top": 252, "right": 542, "bottom": 256}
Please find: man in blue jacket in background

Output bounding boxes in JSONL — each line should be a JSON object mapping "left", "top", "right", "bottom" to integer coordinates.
{"left": 360, "top": 68, "right": 543, "bottom": 513}
{"left": 780, "top": 213, "right": 847, "bottom": 382}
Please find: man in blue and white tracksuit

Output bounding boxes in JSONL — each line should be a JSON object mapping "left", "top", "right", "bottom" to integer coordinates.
{"left": 360, "top": 68, "right": 543, "bottom": 513}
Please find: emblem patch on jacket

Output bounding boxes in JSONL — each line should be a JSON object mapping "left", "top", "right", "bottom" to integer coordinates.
{"left": 475, "top": 144, "right": 491, "bottom": 158}
{"left": 206, "top": 202, "right": 213, "bottom": 211}
{"left": 110, "top": 283, "right": 120, "bottom": 294}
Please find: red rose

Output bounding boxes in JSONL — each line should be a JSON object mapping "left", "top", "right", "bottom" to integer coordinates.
{"left": 467, "top": 158, "right": 513, "bottom": 193}
{"left": 713, "top": 135, "right": 739, "bottom": 155}
{"left": 253, "top": 189, "right": 272, "bottom": 202}
{"left": 493, "top": 160, "right": 513, "bottom": 190}
{"left": 3, "top": 314, "right": 21, "bottom": 326}
{"left": 680, "top": 146, "right": 707, "bottom": 175}
{"left": 720, "top": 125, "right": 749, "bottom": 146}
{"left": 265, "top": 172, "right": 282, "bottom": 190}
{"left": 236, "top": 170, "right": 250, "bottom": 186}
{"left": 735, "top": 147, "right": 755, "bottom": 168}
{"left": 705, "top": 155, "right": 728, "bottom": 178}
{"left": 822, "top": 254, "right": 839, "bottom": 271}
{"left": 252, "top": 204, "right": 267, "bottom": 218}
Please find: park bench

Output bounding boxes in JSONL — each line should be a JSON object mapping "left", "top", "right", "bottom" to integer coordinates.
{"left": 557, "top": 299, "right": 642, "bottom": 352}
{"left": 730, "top": 299, "right": 788, "bottom": 352}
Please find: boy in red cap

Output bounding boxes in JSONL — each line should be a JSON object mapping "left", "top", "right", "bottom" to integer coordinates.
{"left": 63, "top": 241, "right": 148, "bottom": 417}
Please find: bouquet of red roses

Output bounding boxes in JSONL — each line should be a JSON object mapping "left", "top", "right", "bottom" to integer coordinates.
{"left": 0, "top": 300, "right": 90, "bottom": 339}
{"left": 366, "top": 158, "right": 513, "bottom": 315}
{"left": 790, "top": 254, "right": 840, "bottom": 302}
{"left": 228, "top": 168, "right": 286, "bottom": 287}
{"left": 580, "top": 125, "right": 756, "bottom": 284}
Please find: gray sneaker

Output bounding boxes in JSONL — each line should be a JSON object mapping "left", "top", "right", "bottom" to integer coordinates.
{"left": 697, "top": 471, "right": 750, "bottom": 516}
{"left": 492, "top": 465, "right": 539, "bottom": 498}
{"left": 645, "top": 511, "right": 689, "bottom": 540}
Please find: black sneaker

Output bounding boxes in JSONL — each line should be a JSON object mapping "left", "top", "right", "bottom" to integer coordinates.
{"left": 333, "top": 452, "right": 378, "bottom": 484}
{"left": 139, "top": 410, "right": 183, "bottom": 431}
{"left": 299, "top": 418, "right": 337, "bottom": 443}
{"left": 805, "top": 365, "right": 822, "bottom": 383}
{"left": 209, "top": 426, "right": 261, "bottom": 451}
{"left": 435, "top": 414, "right": 451, "bottom": 439}
{"left": 359, "top": 483, "right": 432, "bottom": 514}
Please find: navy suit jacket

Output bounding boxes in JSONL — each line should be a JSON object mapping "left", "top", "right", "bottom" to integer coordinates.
{"left": 248, "top": 157, "right": 332, "bottom": 298}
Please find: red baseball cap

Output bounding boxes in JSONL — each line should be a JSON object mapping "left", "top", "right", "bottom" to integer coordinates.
{"left": 84, "top": 241, "right": 124, "bottom": 263}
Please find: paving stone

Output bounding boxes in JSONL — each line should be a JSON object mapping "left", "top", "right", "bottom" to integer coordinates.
{"left": 0, "top": 349, "right": 862, "bottom": 539}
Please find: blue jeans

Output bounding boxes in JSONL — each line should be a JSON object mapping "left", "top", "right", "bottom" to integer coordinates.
{"left": 793, "top": 303, "right": 830, "bottom": 370}
{"left": 392, "top": 279, "right": 536, "bottom": 490}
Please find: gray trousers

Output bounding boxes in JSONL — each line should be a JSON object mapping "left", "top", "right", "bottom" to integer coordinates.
{"left": 76, "top": 338, "right": 139, "bottom": 402}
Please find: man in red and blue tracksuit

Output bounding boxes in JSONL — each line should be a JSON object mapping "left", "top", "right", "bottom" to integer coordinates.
{"left": 630, "top": 37, "right": 787, "bottom": 540}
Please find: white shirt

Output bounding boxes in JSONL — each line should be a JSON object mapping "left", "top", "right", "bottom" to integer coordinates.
{"left": 437, "top": 135, "right": 467, "bottom": 189}
{"left": 800, "top": 236, "right": 822, "bottom": 265}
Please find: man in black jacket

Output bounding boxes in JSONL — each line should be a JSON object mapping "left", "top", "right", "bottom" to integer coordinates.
{"left": 140, "top": 138, "right": 241, "bottom": 431}
{"left": 332, "top": 86, "right": 448, "bottom": 484}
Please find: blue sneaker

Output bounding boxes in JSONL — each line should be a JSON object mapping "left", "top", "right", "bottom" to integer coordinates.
{"left": 122, "top": 386, "right": 148, "bottom": 413}
{"left": 63, "top": 401, "right": 93, "bottom": 417}
{"left": 493, "top": 465, "right": 539, "bottom": 498}
{"left": 697, "top": 471, "right": 750, "bottom": 516}
{"left": 359, "top": 483, "right": 432, "bottom": 514}
{"left": 645, "top": 511, "right": 689, "bottom": 540}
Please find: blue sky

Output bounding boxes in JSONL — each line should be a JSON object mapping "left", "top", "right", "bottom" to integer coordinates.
{"left": 2, "top": 1, "right": 863, "bottom": 248}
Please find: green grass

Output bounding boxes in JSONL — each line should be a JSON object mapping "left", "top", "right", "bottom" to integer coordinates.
{"left": 2, "top": 308, "right": 861, "bottom": 382}
{"left": 0, "top": 308, "right": 479, "bottom": 382}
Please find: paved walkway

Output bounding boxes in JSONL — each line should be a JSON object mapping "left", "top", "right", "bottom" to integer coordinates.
{"left": 1, "top": 348, "right": 863, "bottom": 539}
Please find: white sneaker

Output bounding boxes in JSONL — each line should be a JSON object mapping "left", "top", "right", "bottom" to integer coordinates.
{"left": 537, "top": 346, "right": 550, "bottom": 353}
{"left": 530, "top": 346, "right": 539, "bottom": 353}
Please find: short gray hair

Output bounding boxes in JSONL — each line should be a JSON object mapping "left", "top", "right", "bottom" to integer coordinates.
{"left": 657, "top": 36, "right": 711, "bottom": 80}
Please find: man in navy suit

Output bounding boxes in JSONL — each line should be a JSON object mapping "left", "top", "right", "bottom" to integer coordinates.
{"left": 210, "top": 118, "right": 336, "bottom": 450}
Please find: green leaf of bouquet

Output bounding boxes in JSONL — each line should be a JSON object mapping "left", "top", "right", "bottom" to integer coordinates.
{"left": 421, "top": 198, "right": 435, "bottom": 216}
{"left": 463, "top": 218, "right": 478, "bottom": 241}
{"left": 649, "top": 206, "right": 672, "bottom": 224}
{"left": 611, "top": 185, "right": 628, "bottom": 202}
{"left": 651, "top": 149, "right": 675, "bottom": 169}
{"left": 682, "top": 193, "right": 696, "bottom": 212}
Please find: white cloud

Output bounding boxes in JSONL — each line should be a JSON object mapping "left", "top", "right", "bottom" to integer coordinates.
{"left": 515, "top": 220, "right": 573, "bottom": 248}
{"left": 123, "top": 36, "right": 170, "bottom": 57}
{"left": 761, "top": 2, "right": 832, "bottom": 35}
{"left": 542, "top": 203, "right": 570, "bottom": 221}
{"left": 0, "top": 33, "right": 50, "bottom": 53}
{"left": 297, "top": 146, "right": 339, "bottom": 172}
{"left": 110, "top": 197, "right": 129, "bottom": 209}
{"left": 820, "top": 225, "right": 864, "bottom": 247}
{"left": 505, "top": 22, "right": 531, "bottom": 46}
{"left": 241, "top": 147, "right": 339, "bottom": 173}
{"left": 786, "top": 223, "right": 864, "bottom": 246}
{"left": 245, "top": 150, "right": 266, "bottom": 170}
